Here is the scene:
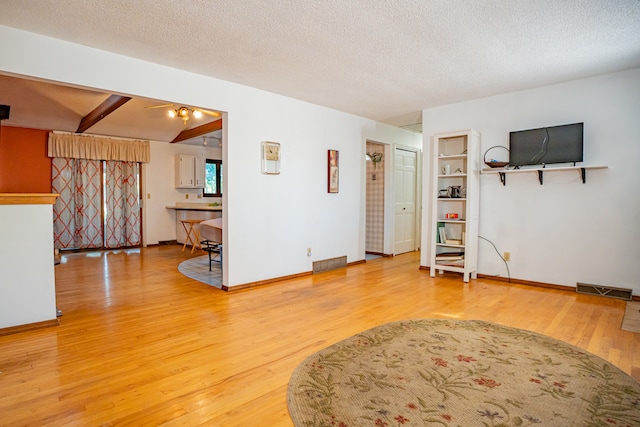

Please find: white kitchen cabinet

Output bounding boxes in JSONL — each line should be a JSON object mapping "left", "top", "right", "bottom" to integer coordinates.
{"left": 194, "top": 157, "right": 205, "bottom": 187}
{"left": 175, "top": 155, "right": 205, "bottom": 188}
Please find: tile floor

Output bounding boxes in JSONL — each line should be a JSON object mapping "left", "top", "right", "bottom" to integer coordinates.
{"left": 178, "top": 254, "right": 222, "bottom": 288}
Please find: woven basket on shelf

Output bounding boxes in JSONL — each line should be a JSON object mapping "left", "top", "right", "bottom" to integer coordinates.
{"left": 483, "top": 146, "right": 509, "bottom": 168}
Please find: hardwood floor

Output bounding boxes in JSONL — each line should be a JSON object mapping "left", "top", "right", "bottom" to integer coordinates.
{"left": 1, "top": 246, "right": 638, "bottom": 426}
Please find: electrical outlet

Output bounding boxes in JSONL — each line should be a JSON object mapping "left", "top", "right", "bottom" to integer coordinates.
{"left": 307, "top": 248, "right": 312, "bottom": 257}
{"left": 503, "top": 252, "right": 511, "bottom": 262}
{"left": 185, "top": 194, "right": 189, "bottom": 199}
{"left": 147, "top": 193, "right": 151, "bottom": 199}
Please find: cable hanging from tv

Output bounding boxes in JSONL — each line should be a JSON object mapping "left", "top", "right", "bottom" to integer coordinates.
{"left": 529, "top": 128, "right": 550, "bottom": 165}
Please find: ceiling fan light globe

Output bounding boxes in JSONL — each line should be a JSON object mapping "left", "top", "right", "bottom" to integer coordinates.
{"left": 193, "top": 110, "right": 202, "bottom": 119}
{"left": 168, "top": 110, "right": 176, "bottom": 118}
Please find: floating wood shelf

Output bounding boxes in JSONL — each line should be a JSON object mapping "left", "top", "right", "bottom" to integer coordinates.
{"left": 481, "top": 165, "right": 608, "bottom": 186}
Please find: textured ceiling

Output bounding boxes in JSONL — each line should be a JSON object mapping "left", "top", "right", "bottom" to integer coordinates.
{"left": 0, "top": 0, "right": 639, "bottom": 131}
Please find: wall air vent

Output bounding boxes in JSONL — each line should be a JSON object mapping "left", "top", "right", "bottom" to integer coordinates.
{"left": 576, "top": 282, "right": 632, "bottom": 301}
{"left": 313, "top": 256, "right": 347, "bottom": 274}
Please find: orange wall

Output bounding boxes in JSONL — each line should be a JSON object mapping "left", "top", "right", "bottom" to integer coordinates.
{"left": 0, "top": 126, "right": 52, "bottom": 193}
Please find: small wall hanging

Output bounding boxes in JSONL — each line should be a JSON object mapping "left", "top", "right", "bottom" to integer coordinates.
{"left": 262, "top": 141, "right": 281, "bottom": 175}
{"left": 328, "top": 149, "right": 339, "bottom": 193}
{"left": 366, "top": 151, "right": 383, "bottom": 180}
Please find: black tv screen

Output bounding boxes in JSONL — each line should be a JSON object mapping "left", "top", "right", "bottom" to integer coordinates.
{"left": 509, "top": 122, "right": 583, "bottom": 167}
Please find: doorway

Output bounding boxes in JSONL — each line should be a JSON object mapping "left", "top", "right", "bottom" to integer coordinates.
{"left": 365, "top": 142, "right": 386, "bottom": 256}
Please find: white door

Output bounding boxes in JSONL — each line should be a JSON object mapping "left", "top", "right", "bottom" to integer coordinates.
{"left": 394, "top": 148, "right": 417, "bottom": 254}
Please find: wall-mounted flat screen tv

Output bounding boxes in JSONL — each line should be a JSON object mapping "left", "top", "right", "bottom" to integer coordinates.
{"left": 509, "top": 122, "right": 583, "bottom": 168}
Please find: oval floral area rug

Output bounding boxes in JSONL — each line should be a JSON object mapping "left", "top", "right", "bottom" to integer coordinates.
{"left": 287, "top": 319, "right": 640, "bottom": 426}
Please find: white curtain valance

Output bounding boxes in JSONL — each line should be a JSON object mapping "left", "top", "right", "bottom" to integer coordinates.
{"left": 48, "top": 132, "right": 150, "bottom": 163}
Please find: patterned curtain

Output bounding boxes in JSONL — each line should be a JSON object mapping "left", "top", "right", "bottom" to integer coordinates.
{"left": 52, "top": 158, "right": 140, "bottom": 250}
{"left": 52, "top": 158, "right": 74, "bottom": 248}
{"left": 52, "top": 158, "right": 103, "bottom": 249}
{"left": 104, "top": 161, "right": 141, "bottom": 248}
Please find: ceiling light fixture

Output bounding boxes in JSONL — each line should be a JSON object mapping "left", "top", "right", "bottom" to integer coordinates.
{"left": 146, "top": 103, "right": 220, "bottom": 123}
{"left": 202, "top": 136, "right": 222, "bottom": 147}
{"left": 168, "top": 106, "right": 202, "bottom": 124}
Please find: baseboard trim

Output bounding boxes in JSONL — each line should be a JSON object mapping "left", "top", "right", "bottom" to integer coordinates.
{"left": 146, "top": 240, "right": 178, "bottom": 247}
{"left": 222, "top": 271, "right": 312, "bottom": 292}
{"left": 222, "top": 258, "right": 371, "bottom": 292}
{"left": 481, "top": 275, "right": 640, "bottom": 300}
{"left": 476, "top": 273, "right": 574, "bottom": 292}
{"left": 0, "top": 318, "right": 59, "bottom": 337}
{"left": 419, "top": 266, "right": 639, "bottom": 300}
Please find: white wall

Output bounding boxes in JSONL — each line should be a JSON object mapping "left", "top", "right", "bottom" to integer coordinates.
{"left": 421, "top": 68, "right": 640, "bottom": 293}
{"left": 0, "top": 25, "right": 420, "bottom": 288}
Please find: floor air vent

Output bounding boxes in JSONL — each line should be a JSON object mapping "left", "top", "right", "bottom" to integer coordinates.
{"left": 576, "top": 282, "right": 632, "bottom": 301}
{"left": 313, "top": 256, "right": 347, "bottom": 274}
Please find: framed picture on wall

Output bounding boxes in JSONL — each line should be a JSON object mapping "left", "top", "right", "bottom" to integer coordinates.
{"left": 262, "top": 141, "right": 281, "bottom": 175}
{"left": 328, "top": 149, "right": 339, "bottom": 193}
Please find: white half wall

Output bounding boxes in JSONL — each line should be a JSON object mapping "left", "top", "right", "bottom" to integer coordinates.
{"left": 0, "top": 25, "right": 421, "bottom": 289}
{"left": 421, "top": 68, "right": 640, "bottom": 294}
{"left": 0, "top": 204, "right": 57, "bottom": 328}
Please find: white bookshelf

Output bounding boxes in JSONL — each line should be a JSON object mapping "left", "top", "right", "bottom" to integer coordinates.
{"left": 429, "top": 130, "right": 480, "bottom": 282}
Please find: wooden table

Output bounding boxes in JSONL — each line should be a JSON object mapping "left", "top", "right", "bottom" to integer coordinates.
{"left": 180, "top": 219, "right": 203, "bottom": 253}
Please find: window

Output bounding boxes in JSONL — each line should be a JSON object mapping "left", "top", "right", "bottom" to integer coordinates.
{"left": 203, "top": 159, "right": 222, "bottom": 197}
